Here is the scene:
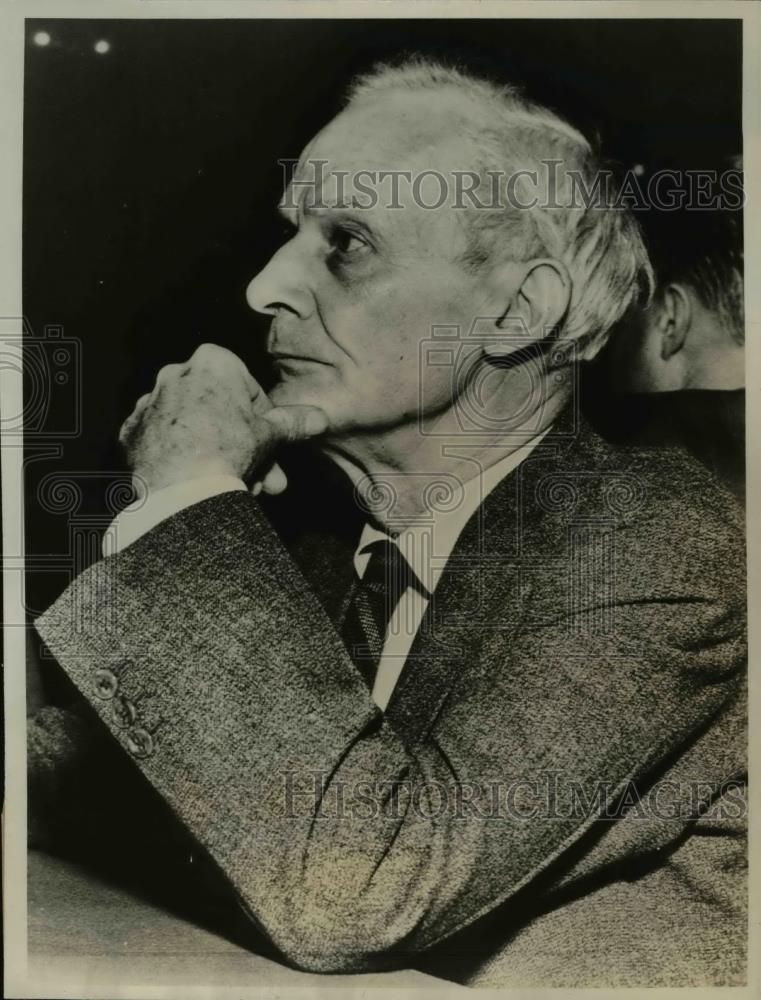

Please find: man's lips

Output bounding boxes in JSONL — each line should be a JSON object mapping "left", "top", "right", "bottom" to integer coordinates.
{"left": 269, "top": 352, "right": 330, "bottom": 366}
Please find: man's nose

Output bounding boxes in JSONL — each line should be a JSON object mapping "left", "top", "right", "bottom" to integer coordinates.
{"left": 246, "top": 243, "right": 312, "bottom": 318}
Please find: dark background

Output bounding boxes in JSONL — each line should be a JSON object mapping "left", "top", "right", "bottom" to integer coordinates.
{"left": 23, "top": 17, "right": 743, "bottom": 624}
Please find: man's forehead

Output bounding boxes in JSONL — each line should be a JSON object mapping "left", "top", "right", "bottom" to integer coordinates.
{"left": 291, "top": 95, "right": 472, "bottom": 193}
{"left": 279, "top": 97, "right": 479, "bottom": 230}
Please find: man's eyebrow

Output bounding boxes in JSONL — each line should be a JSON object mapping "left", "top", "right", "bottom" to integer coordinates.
{"left": 308, "top": 205, "right": 383, "bottom": 245}
{"left": 278, "top": 196, "right": 378, "bottom": 214}
{"left": 277, "top": 200, "right": 384, "bottom": 239}
{"left": 303, "top": 196, "right": 374, "bottom": 213}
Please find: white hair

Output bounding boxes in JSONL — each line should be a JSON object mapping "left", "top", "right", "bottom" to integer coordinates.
{"left": 346, "top": 58, "right": 654, "bottom": 359}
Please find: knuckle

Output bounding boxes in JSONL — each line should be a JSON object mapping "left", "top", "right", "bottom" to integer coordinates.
{"left": 194, "top": 343, "right": 245, "bottom": 374}
{"left": 192, "top": 342, "right": 220, "bottom": 364}
{"left": 155, "top": 363, "right": 182, "bottom": 385}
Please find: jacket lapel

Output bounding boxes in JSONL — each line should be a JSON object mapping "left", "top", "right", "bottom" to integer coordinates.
{"left": 384, "top": 404, "right": 588, "bottom": 747}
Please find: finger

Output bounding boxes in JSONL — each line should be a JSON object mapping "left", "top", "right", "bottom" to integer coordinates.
{"left": 260, "top": 462, "right": 288, "bottom": 495}
{"left": 154, "top": 363, "right": 186, "bottom": 387}
{"left": 191, "top": 343, "right": 245, "bottom": 372}
{"left": 260, "top": 405, "right": 328, "bottom": 444}
{"left": 189, "top": 344, "right": 269, "bottom": 412}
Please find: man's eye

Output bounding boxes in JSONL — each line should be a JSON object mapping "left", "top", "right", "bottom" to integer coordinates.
{"left": 328, "top": 226, "right": 368, "bottom": 256}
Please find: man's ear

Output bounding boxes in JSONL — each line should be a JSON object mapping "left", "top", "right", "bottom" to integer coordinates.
{"left": 484, "top": 259, "right": 571, "bottom": 359}
{"left": 656, "top": 283, "right": 691, "bottom": 360}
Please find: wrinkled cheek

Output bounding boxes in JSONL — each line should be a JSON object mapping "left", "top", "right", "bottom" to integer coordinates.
{"left": 317, "top": 274, "right": 471, "bottom": 419}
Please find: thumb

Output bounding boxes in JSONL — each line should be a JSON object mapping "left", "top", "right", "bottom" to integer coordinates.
{"left": 260, "top": 405, "right": 329, "bottom": 443}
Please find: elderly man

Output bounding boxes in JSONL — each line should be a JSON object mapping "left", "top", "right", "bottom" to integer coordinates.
{"left": 31, "top": 60, "right": 746, "bottom": 986}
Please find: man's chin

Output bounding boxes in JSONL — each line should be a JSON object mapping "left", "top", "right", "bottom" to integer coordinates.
{"left": 268, "top": 379, "right": 384, "bottom": 440}
{"left": 268, "top": 379, "right": 323, "bottom": 408}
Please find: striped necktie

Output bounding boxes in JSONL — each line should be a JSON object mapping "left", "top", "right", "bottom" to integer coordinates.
{"left": 340, "top": 538, "right": 418, "bottom": 691}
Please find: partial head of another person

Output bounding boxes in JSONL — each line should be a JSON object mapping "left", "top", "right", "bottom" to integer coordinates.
{"left": 607, "top": 158, "right": 744, "bottom": 394}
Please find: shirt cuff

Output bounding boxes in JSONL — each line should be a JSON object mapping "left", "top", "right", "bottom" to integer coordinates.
{"left": 102, "top": 476, "right": 248, "bottom": 557}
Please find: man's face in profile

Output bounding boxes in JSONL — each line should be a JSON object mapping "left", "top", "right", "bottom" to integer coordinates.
{"left": 247, "top": 94, "right": 505, "bottom": 439}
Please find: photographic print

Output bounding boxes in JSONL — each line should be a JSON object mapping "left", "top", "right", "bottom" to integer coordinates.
{"left": 3, "top": 3, "right": 756, "bottom": 997}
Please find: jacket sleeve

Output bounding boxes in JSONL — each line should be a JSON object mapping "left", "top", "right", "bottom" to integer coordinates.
{"left": 34, "top": 489, "right": 745, "bottom": 972}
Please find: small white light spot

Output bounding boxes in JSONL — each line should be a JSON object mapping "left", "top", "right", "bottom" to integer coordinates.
{"left": 94, "top": 39, "right": 111, "bottom": 55}
{"left": 632, "top": 163, "right": 645, "bottom": 177}
{"left": 33, "top": 31, "right": 51, "bottom": 47}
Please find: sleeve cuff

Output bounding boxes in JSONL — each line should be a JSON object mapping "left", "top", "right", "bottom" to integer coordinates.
{"left": 103, "top": 476, "right": 248, "bottom": 556}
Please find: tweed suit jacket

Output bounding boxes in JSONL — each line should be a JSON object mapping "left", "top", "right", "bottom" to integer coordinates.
{"left": 33, "top": 404, "right": 747, "bottom": 986}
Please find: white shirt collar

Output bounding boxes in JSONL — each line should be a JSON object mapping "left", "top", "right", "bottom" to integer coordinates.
{"left": 353, "top": 429, "right": 550, "bottom": 595}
